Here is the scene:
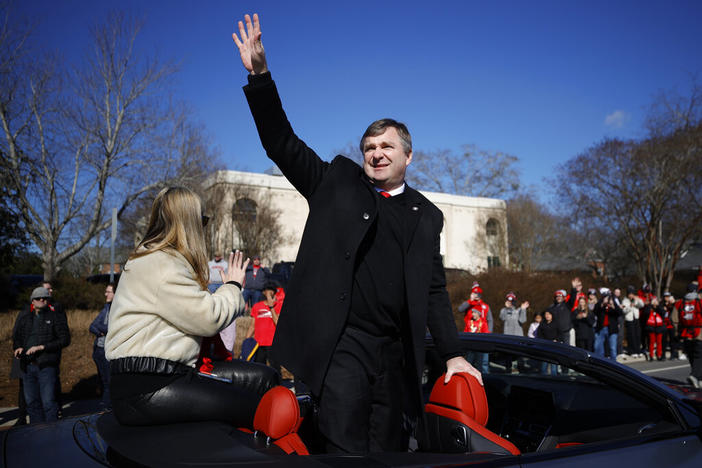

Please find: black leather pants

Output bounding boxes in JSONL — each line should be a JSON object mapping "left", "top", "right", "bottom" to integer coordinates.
{"left": 110, "top": 359, "right": 280, "bottom": 427}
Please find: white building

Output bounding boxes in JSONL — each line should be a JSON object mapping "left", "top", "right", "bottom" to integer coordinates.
{"left": 204, "top": 169, "right": 507, "bottom": 272}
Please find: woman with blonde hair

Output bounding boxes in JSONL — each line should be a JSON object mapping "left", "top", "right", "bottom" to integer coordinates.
{"left": 105, "top": 186, "right": 278, "bottom": 426}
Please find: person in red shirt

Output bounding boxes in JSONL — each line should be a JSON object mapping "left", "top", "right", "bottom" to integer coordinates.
{"left": 465, "top": 308, "right": 489, "bottom": 334}
{"left": 246, "top": 283, "right": 281, "bottom": 374}
{"left": 459, "top": 282, "right": 493, "bottom": 333}
{"left": 645, "top": 297, "right": 665, "bottom": 361}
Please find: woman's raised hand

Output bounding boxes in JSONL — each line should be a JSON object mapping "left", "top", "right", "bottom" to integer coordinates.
{"left": 222, "top": 250, "right": 250, "bottom": 286}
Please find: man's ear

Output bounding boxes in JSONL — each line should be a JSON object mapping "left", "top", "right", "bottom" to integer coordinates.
{"left": 405, "top": 150, "right": 413, "bottom": 167}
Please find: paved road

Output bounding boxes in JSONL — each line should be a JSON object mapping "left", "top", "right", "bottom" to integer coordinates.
{"left": 627, "top": 357, "right": 691, "bottom": 383}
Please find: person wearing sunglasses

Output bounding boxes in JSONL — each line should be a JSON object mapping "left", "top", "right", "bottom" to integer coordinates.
{"left": 12, "top": 286, "right": 70, "bottom": 423}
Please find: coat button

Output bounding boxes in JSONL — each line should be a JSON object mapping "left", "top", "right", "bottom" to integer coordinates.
{"left": 362, "top": 212, "right": 370, "bottom": 220}
{"left": 344, "top": 251, "right": 351, "bottom": 260}
{"left": 339, "top": 292, "right": 348, "bottom": 301}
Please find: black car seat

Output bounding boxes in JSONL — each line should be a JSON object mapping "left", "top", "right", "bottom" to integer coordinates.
{"left": 421, "top": 373, "right": 520, "bottom": 455}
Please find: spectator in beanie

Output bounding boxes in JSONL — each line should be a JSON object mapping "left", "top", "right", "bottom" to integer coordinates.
{"left": 459, "top": 282, "right": 492, "bottom": 373}
{"left": 12, "top": 286, "right": 70, "bottom": 423}
{"left": 458, "top": 282, "right": 493, "bottom": 332}
{"left": 499, "top": 292, "right": 528, "bottom": 336}
{"left": 464, "top": 308, "right": 489, "bottom": 373}
{"left": 672, "top": 283, "right": 702, "bottom": 388}
{"left": 547, "top": 288, "right": 574, "bottom": 345}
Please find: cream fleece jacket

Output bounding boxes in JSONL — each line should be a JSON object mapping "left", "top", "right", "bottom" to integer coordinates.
{"left": 105, "top": 249, "right": 245, "bottom": 367}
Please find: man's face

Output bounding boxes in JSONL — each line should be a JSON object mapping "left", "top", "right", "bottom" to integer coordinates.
{"left": 105, "top": 286, "right": 115, "bottom": 303}
{"left": 253, "top": 257, "right": 261, "bottom": 266}
{"left": 42, "top": 283, "right": 53, "bottom": 297}
{"left": 32, "top": 297, "right": 48, "bottom": 310}
{"left": 614, "top": 288, "right": 621, "bottom": 298}
{"left": 470, "top": 292, "right": 480, "bottom": 301}
{"left": 362, "top": 127, "right": 412, "bottom": 191}
{"left": 555, "top": 295, "right": 564, "bottom": 303}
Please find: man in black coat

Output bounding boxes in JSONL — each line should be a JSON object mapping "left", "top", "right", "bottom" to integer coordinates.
{"left": 12, "top": 286, "right": 70, "bottom": 423}
{"left": 233, "top": 14, "right": 481, "bottom": 453}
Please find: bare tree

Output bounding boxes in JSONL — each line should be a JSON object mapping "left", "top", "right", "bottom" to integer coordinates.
{"left": 204, "top": 181, "right": 289, "bottom": 265}
{"left": 555, "top": 82, "right": 702, "bottom": 295}
{"left": 506, "top": 194, "right": 562, "bottom": 272}
{"left": 0, "top": 9, "right": 221, "bottom": 280}
{"left": 407, "top": 145, "right": 520, "bottom": 198}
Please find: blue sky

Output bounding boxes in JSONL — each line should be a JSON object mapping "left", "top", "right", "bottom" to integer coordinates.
{"left": 15, "top": 0, "right": 702, "bottom": 195}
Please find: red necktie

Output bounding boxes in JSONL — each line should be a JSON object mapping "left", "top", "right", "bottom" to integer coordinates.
{"left": 379, "top": 191, "right": 391, "bottom": 198}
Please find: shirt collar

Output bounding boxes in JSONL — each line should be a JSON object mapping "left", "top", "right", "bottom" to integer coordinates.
{"left": 374, "top": 183, "right": 405, "bottom": 197}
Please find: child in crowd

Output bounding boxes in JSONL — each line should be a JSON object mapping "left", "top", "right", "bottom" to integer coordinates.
{"left": 527, "top": 313, "right": 542, "bottom": 338}
{"left": 536, "top": 310, "right": 559, "bottom": 375}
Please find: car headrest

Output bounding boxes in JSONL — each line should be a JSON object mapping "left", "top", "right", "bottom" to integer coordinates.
{"left": 253, "top": 386, "right": 300, "bottom": 440}
{"left": 428, "top": 373, "right": 488, "bottom": 426}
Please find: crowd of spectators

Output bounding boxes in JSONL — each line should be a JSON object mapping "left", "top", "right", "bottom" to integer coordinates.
{"left": 459, "top": 272, "right": 702, "bottom": 388}
{"left": 10, "top": 261, "right": 702, "bottom": 425}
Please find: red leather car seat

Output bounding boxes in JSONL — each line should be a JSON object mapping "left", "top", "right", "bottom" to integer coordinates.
{"left": 422, "top": 373, "right": 520, "bottom": 455}
{"left": 253, "top": 386, "right": 309, "bottom": 455}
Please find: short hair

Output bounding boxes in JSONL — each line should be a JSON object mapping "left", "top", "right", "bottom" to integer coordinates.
{"left": 359, "top": 119, "right": 412, "bottom": 155}
{"left": 107, "top": 282, "right": 116, "bottom": 292}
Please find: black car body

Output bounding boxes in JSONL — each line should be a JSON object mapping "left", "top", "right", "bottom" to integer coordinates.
{"left": 2, "top": 333, "right": 702, "bottom": 467}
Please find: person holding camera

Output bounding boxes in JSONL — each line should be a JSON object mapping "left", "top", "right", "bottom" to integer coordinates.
{"left": 593, "top": 288, "right": 623, "bottom": 359}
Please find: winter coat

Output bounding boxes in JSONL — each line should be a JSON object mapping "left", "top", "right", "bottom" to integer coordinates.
{"left": 13, "top": 305, "right": 70, "bottom": 369}
{"left": 499, "top": 306, "right": 526, "bottom": 336}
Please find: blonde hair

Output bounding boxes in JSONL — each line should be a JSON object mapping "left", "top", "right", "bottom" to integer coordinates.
{"left": 130, "top": 186, "right": 209, "bottom": 289}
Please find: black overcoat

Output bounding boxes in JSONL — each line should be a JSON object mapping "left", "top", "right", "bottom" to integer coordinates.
{"left": 243, "top": 73, "right": 462, "bottom": 398}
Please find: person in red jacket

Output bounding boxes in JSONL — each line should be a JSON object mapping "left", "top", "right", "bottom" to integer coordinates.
{"left": 458, "top": 283, "right": 492, "bottom": 373}
{"left": 463, "top": 308, "right": 489, "bottom": 373}
{"left": 673, "top": 283, "right": 702, "bottom": 388}
{"left": 645, "top": 298, "right": 665, "bottom": 361}
{"left": 246, "top": 283, "right": 282, "bottom": 374}
{"left": 459, "top": 282, "right": 493, "bottom": 332}
{"left": 465, "top": 308, "right": 489, "bottom": 334}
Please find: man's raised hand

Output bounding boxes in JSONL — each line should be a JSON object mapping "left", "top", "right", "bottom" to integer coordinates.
{"left": 232, "top": 13, "right": 268, "bottom": 75}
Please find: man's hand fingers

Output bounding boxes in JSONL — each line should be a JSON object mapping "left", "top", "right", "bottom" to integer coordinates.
{"left": 253, "top": 13, "right": 261, "bottom": 36}
{"left": 238, "top": 20, "right": 248, "bottom": 43}
{"left": 232, "top": 32, "right": 243, "bottom": 48}
{"left": 245, "top": 14, "right": 254, "bottom": 38}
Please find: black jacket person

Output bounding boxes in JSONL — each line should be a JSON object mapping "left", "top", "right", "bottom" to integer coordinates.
{"left": 233, "top": 13, "right": 481, "bottom": 453}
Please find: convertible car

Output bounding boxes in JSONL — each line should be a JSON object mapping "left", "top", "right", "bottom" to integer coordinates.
{"left": 3, "top": 333, "right": 702, "bottom": 467}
